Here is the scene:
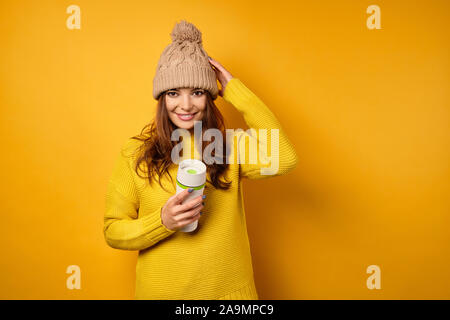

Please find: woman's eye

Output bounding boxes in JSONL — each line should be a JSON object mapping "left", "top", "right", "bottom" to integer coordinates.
{"left": 167, "top": 91, "right": 203, "bottom": 97}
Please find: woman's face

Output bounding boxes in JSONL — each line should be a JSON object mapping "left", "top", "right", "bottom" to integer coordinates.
{"left": 165, "top": 88, "right": 207, "bottom": 131}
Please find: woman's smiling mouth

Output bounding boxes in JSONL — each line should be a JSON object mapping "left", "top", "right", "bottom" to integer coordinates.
{"left": 176, "top": 112, "right": 197, "bottom": 121}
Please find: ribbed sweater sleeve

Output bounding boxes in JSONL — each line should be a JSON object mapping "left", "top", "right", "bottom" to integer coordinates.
{"left": 104, "top": 140, "right": 176, "bottom": 251}
{"left": 222, "top": 78, "right": 298, "bottom": 179}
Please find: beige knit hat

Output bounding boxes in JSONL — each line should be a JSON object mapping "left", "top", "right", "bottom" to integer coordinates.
{"left": 152, "top": 20, "right": 219, "bottom": 100}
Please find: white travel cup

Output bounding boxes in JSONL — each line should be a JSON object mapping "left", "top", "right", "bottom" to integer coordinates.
{"left": 176, "top": 159, "right": 206, "bottom": 232}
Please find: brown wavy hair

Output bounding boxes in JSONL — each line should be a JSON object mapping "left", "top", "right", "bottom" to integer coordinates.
{"left": 130, "top": 91, "right": 232, "bottom": 193}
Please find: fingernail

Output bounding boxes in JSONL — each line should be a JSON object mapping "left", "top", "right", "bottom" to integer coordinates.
{"left": 188, "top": 188, "right": 193, "bottom": 193}
{"left": 202, "top": 195, "right": 206, "bottom": 199}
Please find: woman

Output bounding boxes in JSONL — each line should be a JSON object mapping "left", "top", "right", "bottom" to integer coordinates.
{"left": 104, "top": 20, "right": 298, "bottom": 300}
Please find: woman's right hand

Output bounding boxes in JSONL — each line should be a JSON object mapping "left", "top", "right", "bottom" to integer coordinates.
{"left": 161, "top": 188, "right": 205, "bottom": 231}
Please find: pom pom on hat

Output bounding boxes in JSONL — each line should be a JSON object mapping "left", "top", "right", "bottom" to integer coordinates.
{"left": 170, "top": 20, "right": 202, "bottom": 44}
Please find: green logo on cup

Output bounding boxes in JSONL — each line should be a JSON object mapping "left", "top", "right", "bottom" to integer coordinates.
{"left": 187, "top": 169, "right": 197, "bottom": 174}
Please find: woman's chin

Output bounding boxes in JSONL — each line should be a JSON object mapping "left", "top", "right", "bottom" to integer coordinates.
{"left": 175, "top": 122, "right": 194, "bottom": 130}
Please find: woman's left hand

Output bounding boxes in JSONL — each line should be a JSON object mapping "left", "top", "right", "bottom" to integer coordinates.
{"left": 208, "top": 56, "right": 233, "bottom": 97}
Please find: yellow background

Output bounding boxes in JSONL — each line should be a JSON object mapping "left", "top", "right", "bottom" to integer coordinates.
{"left": 1, "top": 0, "right": 449, "bottom": 299}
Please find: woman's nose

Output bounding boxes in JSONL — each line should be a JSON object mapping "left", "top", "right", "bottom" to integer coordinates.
{"left": 180, "top": 95, "right": 194, "bottom": 111}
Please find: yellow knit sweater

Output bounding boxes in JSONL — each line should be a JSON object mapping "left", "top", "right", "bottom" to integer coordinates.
{"left": 104, "top": 78, "right": 298, "bottom": 299}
